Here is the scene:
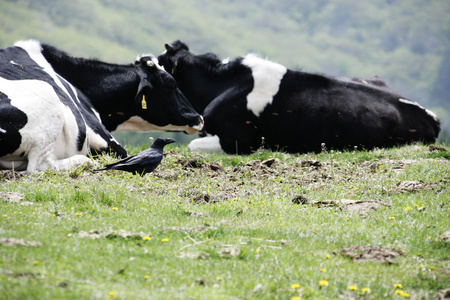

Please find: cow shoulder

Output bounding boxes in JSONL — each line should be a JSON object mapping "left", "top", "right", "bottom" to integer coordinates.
{"left": 242, "top": 54, "right": 287, "bottom": 117}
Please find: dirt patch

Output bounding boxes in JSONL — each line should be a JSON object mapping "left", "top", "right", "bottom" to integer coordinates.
{"left": 292, "top": 197, "right": 390, "bottom": 214}
{"left": 1, "top": 191, "right": 34, "bottom": 206}
{"left": 394, "top": 181, "right": 436, "bottom": 193}
{"left": 0, "top": 170, "right": 25, "bottom": 180}
{"left": 440, "top": 230, "right": 450, "bottom": 242}
{"left": 429, "top": 145, "right": 448, "bottom": 152}
{"left": 438, "top": 288, "right": 450, "bottom": 300}
{"left": 69, "top": 229, "right": 151, "bottom": 240}
{"left": 0, "top": 238, "right": 42, "bottom": 247}
{"left": 341, "top": 245, "right": 405, "bottom": 264}
{"left": 177, "top": 159, "right": 224, "bottom": 173}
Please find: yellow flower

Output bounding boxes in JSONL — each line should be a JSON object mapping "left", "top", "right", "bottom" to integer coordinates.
{"left": 232, "top": 198, "right": 237, "bottom": 201}
{"left": 107, "top": 291, "right": 115, "bottom": 298}
{"left": 279, "top": 217, "right": 284, "bottom": 220}
{"left": 291, "top": 283, "right": 300, "bottom": 289}
{"left": 52, "top": 214, "right": 57, "bottom": 217}
{"left": 394, "top": 283, "right": 403, "bottom": 289}
{"left": 161, "top": 238, "right": 169, "bottom": 242}
{"left": 319, "top": 280, "right": 328, "bottom": 287}
{"left": 144, "top": 275, "right": 150, "bottom": 280}
{"left": 216, "top": 276, "right": 222, "bottom": 281}
{"left": 348, "top": 285, "right": 358, "bottom": 291}
{"left": 388, "top": 216, "right": 396, "bottom": 220}
{"left": 361, "top": 287, "right": 370, "bottom": 293}
{"left": 112, "top": 207, "right": 118, "bottom": 211}
{"left": 404, "top": 206, "right": 413, "bottom": 211}
{"left": 33, "top": 260, "right": 39, "bottom": 265}
{"left": 143, "top": 236, "right": 152, "bottom": 241}
{"left": 325, "top": 254, "right": 330, "bottom": 259}
{"left": 394, "top": 289, "right": 404, "bottom": 295}
{"left": 75, "top": 212, "right": 83, "bottom": 216}
{"left": 13, "top": 212, "right": 17, "bottom": 215}
{"left": 291, "top": 297, "right": 302, "bottom": 300}
{"left": 319, "top": 268, "right": 326, "bottom": 273}
{"left": 3, "top": 214, "right": 7, "bottom": 218}
{"left": 400, "top": 291, "right": 410, "bottom": 298}
{"left": 256, "top": 248, "right": 262, "bottom": 253}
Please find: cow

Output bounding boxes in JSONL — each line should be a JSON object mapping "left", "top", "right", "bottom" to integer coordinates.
{"left": 158, "top": 40, "right": 440, "bottom": 154}
{"left": 0, "top": 40, "right": 203, "bottom": 172}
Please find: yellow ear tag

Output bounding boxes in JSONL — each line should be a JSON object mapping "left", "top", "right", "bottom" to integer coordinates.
{"left": 141, "top": 95, "right": 147, "bottom": 109}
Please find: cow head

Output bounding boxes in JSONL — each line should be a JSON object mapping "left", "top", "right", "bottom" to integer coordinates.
{"left": 116, "top": 54, "right": 203, "bottom": 134}
{"left": 158, "top": 40, "right": 190, "bottom": 77}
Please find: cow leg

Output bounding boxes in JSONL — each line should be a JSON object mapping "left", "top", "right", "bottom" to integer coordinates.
{"left": 188, "top": 135, "right": 225, "bottom": 153}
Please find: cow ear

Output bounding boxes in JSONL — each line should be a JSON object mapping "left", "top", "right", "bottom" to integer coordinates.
{"left": 135, "top": 79, "right": 152, "bottom": 106}
{"left": 165, "top": 43, "right": 174, "bottom": 52}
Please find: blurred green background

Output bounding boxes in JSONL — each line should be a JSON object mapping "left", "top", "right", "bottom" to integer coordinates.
{"left": 1, "top": 0, "right": 449, "bottom": 146}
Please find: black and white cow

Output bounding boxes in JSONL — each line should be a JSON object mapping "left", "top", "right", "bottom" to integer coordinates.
{"left": 158, "top": 41, "right": 440, "bottom": 154}
{"left": 0, "top": 40, "right": 203, "bottom": 172}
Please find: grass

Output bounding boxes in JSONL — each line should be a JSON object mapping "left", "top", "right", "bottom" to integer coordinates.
{"left": 1, "top": 143, "right": 449, "bottom": 299}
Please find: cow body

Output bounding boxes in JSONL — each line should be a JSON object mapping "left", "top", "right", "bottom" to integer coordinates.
{"left": 159, "top": 41, "right": 440, "bottom": 154}
{"left": 0, "top": 40, "right": 203, "bottom": 172}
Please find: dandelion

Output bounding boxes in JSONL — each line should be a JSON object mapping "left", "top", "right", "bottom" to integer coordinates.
{"left": 112, "top": 207, "right": 118, "bottom": 211}
{"left": 3, "top": 214, "right": 7, "bottom": 218}
{"left": 348, "top": 285, "right": 358, "bottom": 291}
{"left": 216, "top": 276, "right": 222, "bottom": 281}
{"left": 388, "top": 216, "right": 396, "bottom": 220}
{"left": 394, "top": 289, "right": 404, "bottom": 295}
{"left": 144, "top": 275, "right": 150, "bottom": 280}
{"left": 13, "top": 212, "right": 17, "bottom": 215}
{"left": 319, "top": 268, "right": 326, "bottom": 273}
{"left": 143, "top": 236, "right": 152, "bottom": 241}
{"left": 319, "top": 280, "right": 328, "bottom": 287}
{"left": 279, "top": 217, "right": 284, "bottom": 220}
{"left": 75, "top": 212, "right": 83, "bottom": 216}
{"left": 256, "top": 248, "right": 262, "bottom": 253}
{"left": 161, "top": 238, "right": 169, "bottom": 242}
{"left": 399, "top": 291, "right": 410, "bottom": 298}
{"left": 107, "top": 291, "right": 115, "bottom": 298}
{"left": 290, "top": 297, "right": 302, "bottom": 300}
{"left": 404, "top": 206, "right": 413, "bottom": 211}
{"left": 291, "top": 283, "right": 300, "bottom": 289}
{"left": 394, "top": 283, "right": 403, "bottom": 289}
{"left": 232, "top": 198, "right": 237, "bottom": 201}
{"left": 361, "top": 287, "right": 370, "bottom": 293}
{"left": 325, "top": 254, "right": 330, "bottom": 259}
{"left": 52, "top": 213, "right": 57, "bottom": 217}
{"left": 33, "top": 260, "right": 39, "bottom": 265}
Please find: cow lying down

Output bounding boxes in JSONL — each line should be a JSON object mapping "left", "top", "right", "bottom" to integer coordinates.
{"left": 158, "top": 41, "right": 440, "bottom": 154}
{"left": 0, "top": 40, "right": 203, "bottom": 172}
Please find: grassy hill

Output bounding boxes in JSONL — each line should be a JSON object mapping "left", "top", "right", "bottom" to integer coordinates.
{"left": 1, "top": 0, "right": 449, "bottom": 144}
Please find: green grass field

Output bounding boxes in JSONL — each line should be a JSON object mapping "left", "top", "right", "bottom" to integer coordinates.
{"left": 1, "top": 144, "right": 449, "bottom": 299}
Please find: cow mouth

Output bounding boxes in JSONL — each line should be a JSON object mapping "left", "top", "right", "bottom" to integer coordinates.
{"left": 185, "top": 118, "right": 204, "bottom": 134}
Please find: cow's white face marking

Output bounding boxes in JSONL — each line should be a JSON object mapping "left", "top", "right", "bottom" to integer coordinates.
{"left": 188, "top": 135, "right": 224, "bottom": 153}
{"left": 242, "top": 54, "right": 287, "bottom": 117}
{"left": 135, "top": 54, "right": 165, "bottom": 70}
{"left": 399, "top": 98, "right": 438, "bottom": 121}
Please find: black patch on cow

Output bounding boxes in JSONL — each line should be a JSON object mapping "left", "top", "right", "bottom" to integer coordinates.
{"left": 0, "top": 93, "right": 27, "bottom": 157}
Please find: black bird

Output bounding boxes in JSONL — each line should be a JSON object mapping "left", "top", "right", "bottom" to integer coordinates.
{"left": 94, "top": 138, "right": 175, "bottom": 175}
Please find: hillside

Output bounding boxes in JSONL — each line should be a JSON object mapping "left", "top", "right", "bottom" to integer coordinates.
{"left": 1, "top": 0, "right": 449, "bottom": 144}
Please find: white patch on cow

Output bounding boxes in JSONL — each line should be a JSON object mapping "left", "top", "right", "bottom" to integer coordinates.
{"left": 115, "top": 115, "right": 200, "bottom": 134}
{"left": 0, "top": 77, "right": 90, "bottom": 172}
{"left": 135, "top": 54, "right": 165, "bottom": 70}
{"left": 399, "top": 98, "right": 438, "bottom": 121}
{"left": 9, "top": 60, "right": 19, "bottom": 65}
{"left": 242, "top": 54, "right": 287, "bottom": 117}
{"left": 188, "top": 135, "right": 225, "bottom": 153}
{"left": 222, "top": 58, "right": 230, "bottom": 64}
{"left": 0, "top": 127, "right": 6, "bottom": 134}
{"left": 14, "top": 40, "right": 78, "bottom": 107}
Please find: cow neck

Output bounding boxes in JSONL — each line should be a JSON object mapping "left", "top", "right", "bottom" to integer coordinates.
{"left": 41, "top": 45, "right": 139, "bottom": 122}
{"left": 176, "top": 57, "right": 249, "bottom": 114}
